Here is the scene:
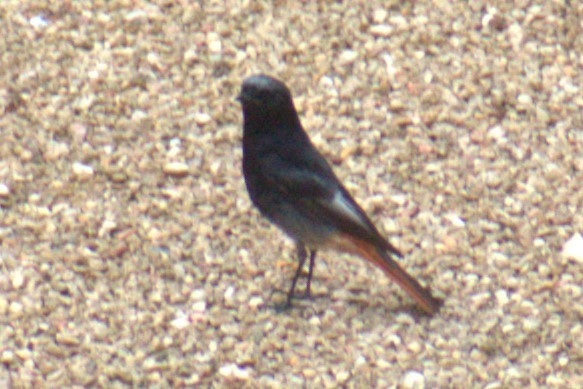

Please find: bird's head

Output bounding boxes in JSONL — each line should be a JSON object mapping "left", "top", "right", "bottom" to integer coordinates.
{"left": 238, "top": 74, "right": 295, "bottom": 112}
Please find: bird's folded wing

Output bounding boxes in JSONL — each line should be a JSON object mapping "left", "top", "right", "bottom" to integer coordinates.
{"left": 262, "top": 157, "right": 400, "bottom": 255}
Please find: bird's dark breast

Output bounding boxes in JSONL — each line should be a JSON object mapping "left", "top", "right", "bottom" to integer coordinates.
{"left": 242, "top": 150, "right": 287, "bottom": 221}
{"left": 242, "top": 138, "right": 278, "bottom": 215}
{"left": 242, "top": 146, "right": 333, "bottom": 246}
{"left": 242, "top": 153, "right": 268, "bottom": 211}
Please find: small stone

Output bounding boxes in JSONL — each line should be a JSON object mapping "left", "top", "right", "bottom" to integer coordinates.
{"left": 355, "top": 355, "right": 366, "bottom": 367}
{"left": 192, "top": 301, "right": 206, "bottom": 313}
{"left": 387, "top": 333, "right": 402, "bottom": 347}
{"left": 533, "top": 238, "right": 545, "bottom": 248}
{"left": 72, "top": 162, "right": 94, "bottom": 178}
{"left": 472, "top": 292, "right": 491, "bottom": 308}
{"left": 69, "top": 122, "right": 87, "bottom": 143}
{"left": 163, "top": 162, "right": 189, "bottom": 177}
{"left": 335, "top": 370, "right": 350, "bottom": 383}
{"left": 338, "top": 50, "right": 358, "bottom": 66}
{"left": 491, "top": 252, "right": 509, "bottom": 267}
{"left": 18, "top": 149, "right": 32, "bottom": 162}
{"left": 372, "top": 9, "right": 388, "bottom": 23}
{"left": 546, "top": 375, "right": 564, "bottom": 386}
{"left": 9, "top": 302, "right": 23, "bottom": 319}
{"left": 402, "top": 370, "right": 425, "bottom": 389}
{"left": 191, "top": 289, "right": 206, "bottom": 301}
{"left": 171, "top": 311, "right": 190, "bottom": 330}
{"left": 390, "top": 194, "right": 407, "bottom": 206}
{"left": 487, "top": 125, "right": 505, "bottom": 141}
{"left": 517, "top": 93, "right": 532, "bottom": 105}
{"left": 207, "top": 32, "right": 222, "bottom": 53}
{"left": 502, "top": 323, "right": 514, "bottom": 333}
{"left": 125, "top": 9, "right": 148, "bottom": 22}
{"left": 30, "top": 15, "right": 49, "bottom": 28}
{"left": 11, "top": 271, "right": 25, "bottom": 289}
{"left": 445, "top": 213, "right": 465, "bottom": 227}
{"left": 248, "top": 296, "right": 264, "bottom": 309}
{"left": 194, "top": 113, "right": 212, "bottom": 125}
{"left": 562, "top": 233, "right": 583, "bottom": 263}
{"left": 45, "top": 141, "right": 70, "bottom": 160}
{"left": 131, "top": 109, "right": 148, "bottom": 121}
{"left": 303, "top": 368, "right": 317, "bottom": 378}
{"left": 370, "top": 25, "right": 393, "bottom": 37}
{"left": 308, "top": 316, "right": 321, "bottom": 326}
{"left": 91, "top": 321, "right": 108, "bottom": 341}
{"left": 209, "top": 40, "right": 222, "bottom": 53}
{"left": 495, "top": 289, "right": 509, "bottom": 306}
{"left": 160, "top": 188, "right": 181, "bottom": 199}
{"left": 464, "top": 273, "right": 479, "bottom": 288}
{"left": 223, "top": 286, "right": 234, "bottom": 302}
{"left": 1, "top": 350, "right": 14, "bottom": 364}
{"left": 185, "top": 373, "right": 200, "bottom": 385}
{"left": 56, "top": 333, "right": 80, "bottom": 346}
{"left": 184, "top": 48, "right": 198, "bottom": 63}
{"left": 340, "top": 144, "right": 359, "bottom": 160}
{"left": 481, "top": 9, "right": 495, "bottom": 30}
{"left": 98, "top": 220, "right": 117, "bottom": 238}
{"left": 0, "top": 184, "right": 9, "bottom": 197}
{"left": 219, "top": 363, "right": 249, "bottom": 380}
{"left": 516, "top": 93, "right": 533, "bottom": 111}
{"left": 522, "top": 318, "right": 539, "bottom": 332}
{"left": 407, "top": 341, "right": 422, "bottom": 353}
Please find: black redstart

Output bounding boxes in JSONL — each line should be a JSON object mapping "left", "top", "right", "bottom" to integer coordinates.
{"left": 238, "top": 74, "right": 442, "bottom": 315}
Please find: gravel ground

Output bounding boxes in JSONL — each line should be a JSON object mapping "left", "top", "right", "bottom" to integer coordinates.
{"left": 1, "top": 0, "right": 582, "bottom": 387}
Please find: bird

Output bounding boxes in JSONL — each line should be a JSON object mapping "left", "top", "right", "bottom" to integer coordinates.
{"left": 237, "top": 74, "right": 443, "bottom": 315}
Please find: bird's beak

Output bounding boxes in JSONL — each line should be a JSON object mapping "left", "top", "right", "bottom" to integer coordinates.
{"left": 235, "top": 93, "right": 242, "bottom": 102}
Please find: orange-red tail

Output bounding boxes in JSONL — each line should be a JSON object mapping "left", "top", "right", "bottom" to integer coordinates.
{"left": 330, "top": 234, "right": 443, "bottom": 315}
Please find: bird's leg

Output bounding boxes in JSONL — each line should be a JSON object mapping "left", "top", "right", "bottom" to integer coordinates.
{"left": 285, "top": 244, "right": 308, "bottom": 307}
{"left": 305, "top": 249, "right": 317, "bottom": 298}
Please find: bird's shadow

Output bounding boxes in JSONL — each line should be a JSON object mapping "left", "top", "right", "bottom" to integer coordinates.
{"left": 344, "top": 295, "right": 433, "bottom": 321}
{"left": 267, "top": 284, "right": 436, "bottom": 320}
{"left": 268, "top": 287, "right": 328, "bottom": 315}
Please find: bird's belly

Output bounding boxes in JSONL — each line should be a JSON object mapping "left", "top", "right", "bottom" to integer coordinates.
{"left": 255, "top": 195, "right": 333, "bottom": 248}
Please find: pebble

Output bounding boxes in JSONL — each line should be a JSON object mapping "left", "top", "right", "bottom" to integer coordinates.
{"left": 163, "top": 162, "right": 189, "bottom": 177}
{"left": 1, "top": 350, "right": 14, "bottom": 364}
{"left": 219, "top": 363, "right": 250, "bottom": 380}
{"left": 445, "top": 213, "right": 466, "bottom": 227}
{"left": 338, "top": 50, "right": 358, "bottom": 66}
{"left": 30, "top": 15, "right": 49, "bottom": 28}
{"left": 9, "top": 301, "right": 23, "bottom": 319}
{"left": 0, "top": 183, "right": 9, "bottom": 197}
{"left": 194, "top": 113, "right": 212, "bottom": 125}
{"left": 171, "top": 311, "right": 190, "bottom": 330}
{"left": 562, "top": 233, "right": 583, "bottom": 263}
{"left": 11, "top": 270, "right": 25, "bottom": 289}
{"left": 335, "top": 370, "right": 350, "bottom": 383}
{"left": 72, "top": 162, "right": 94, "bottom": 178}
{"left": 248, "top": 296, "right": 264, "bottom": 309}
{"left": 370, "top": 25, "right": 393, "bottom": 37}
{"left": 495, "top": 289, "right": 510, "bottom": 306}
{"left": 401, "top": 371, "right": 425, "bottom": 389}
{"left": 192, "top": 301, "right": 206, "bottom": 313}
{"left": 372, "top": 9, "right": 388, "bottom": 23}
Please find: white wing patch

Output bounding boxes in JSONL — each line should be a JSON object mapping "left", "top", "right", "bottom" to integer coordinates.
{"left": 330, "top": 191, "right": 369, "bottom": 230}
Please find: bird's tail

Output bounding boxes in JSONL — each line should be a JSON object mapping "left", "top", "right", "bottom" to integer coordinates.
{"left": 330, "top": 233, "right": 443, "bottom": 315}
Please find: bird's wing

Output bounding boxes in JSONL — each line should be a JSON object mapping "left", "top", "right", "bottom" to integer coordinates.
{"left": 261, "top": 153, "right": 402, "bottom": 257}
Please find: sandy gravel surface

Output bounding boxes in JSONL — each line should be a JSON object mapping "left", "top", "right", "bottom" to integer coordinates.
{"left": 1, "top": 0, "right": 581, "bottom": 387}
